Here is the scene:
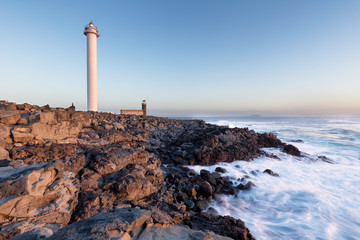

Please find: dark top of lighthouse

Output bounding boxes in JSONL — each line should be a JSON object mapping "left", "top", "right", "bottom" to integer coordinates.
{"left": 84, "top": 21, "right": 100, "bottom": 37}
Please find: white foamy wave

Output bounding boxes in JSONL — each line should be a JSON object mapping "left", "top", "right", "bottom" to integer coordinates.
{"left": 188, "top": 150, "right": 360, "bottom": 240}
{"left": 196, "top": 117, "right": 360, "bottom": 239}
{"left": 328, "top": 119, "right": 358, "bottom": 124}
{"left": 213, "top": 120, "right": 236, "bottom": 128}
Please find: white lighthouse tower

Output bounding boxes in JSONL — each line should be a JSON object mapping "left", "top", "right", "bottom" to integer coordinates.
{"left": 84, "top": 21, "right": 100, "bottom": 111}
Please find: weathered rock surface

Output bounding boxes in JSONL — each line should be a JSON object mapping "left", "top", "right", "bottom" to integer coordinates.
{"left": 146, "top": 121, "right": 298, "bottom": 166}
{"left": 188, "top": 212, "right": 254, "bottom": 240}
{"left": 0, "top": 161, "right": 79, "bottom": 239}
{"left": 0, "top": 100, "right": 302, "bottom": 239}
{"left": 11, "top": 130, "right": 34, "bottom": 143}
{"left": 48, "top": 208, "right": 151, "bottom": 240}
{"left": 0, "top": 147, "right": 9, "bottom": 160}
{"left": 0, "top": 124, "right": 10, "bottom": 139}
{"left": 47, "top": 207, "right": 232, "bottom": 240}
{"left": 0, "top": 112, "right": 20, "bottom": 125}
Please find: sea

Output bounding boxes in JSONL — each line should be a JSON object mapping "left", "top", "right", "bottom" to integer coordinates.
{"left": 188, "top": 117, "right": 360, "bottom": 240}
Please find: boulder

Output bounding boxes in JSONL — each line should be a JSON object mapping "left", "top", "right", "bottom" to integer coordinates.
{"left": 283, "top": 144, "right": 301, "bottom": 156}
{"left": 0, "top": 124, "right": 10, "bottom": 139}
{"left": 31, "top": 122, "right": 81, "bottom": 141}
{"left": 199, "top": 181, "right": 213, "bottom": 197}
{"left": 0, "top": 111, "right": 20, "bottom": 125}
{"left": 13, "top": 125, "right": 32, "bottom": 133}
{"left": 17, "top": 117, "right": 28, "bottom": 125}
{"left": 263, "top": 169, "right": 279, "bottom": 177}
{"left": 11, "top": 130, "right": 34, "bottom": 143}
{"left": 40, "top": 111, "right": 56, "bottom": 124}
{"left": 215, "top": 167, "right": 227, "bottom": 173}
{"left": 29, "top": 113, "right": 40, "bottom": 123}
{"left": 0, "top": 147, "right": 9, "bottom": 160}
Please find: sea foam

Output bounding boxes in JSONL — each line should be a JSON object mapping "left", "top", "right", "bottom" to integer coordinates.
{"left": 189, "top": 117, "right": 360, "bottom": 240}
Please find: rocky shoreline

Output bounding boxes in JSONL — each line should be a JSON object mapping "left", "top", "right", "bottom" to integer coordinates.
{"left": 0, "top": 100, "right": 300, "bottom": 240}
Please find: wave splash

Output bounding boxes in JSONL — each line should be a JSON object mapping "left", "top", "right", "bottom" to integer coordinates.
{"left": 190, "top": 117, "right": 360, "bottom": 240}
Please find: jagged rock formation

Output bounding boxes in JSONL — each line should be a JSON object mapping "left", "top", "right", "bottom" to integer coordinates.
{"left": 0, "top": 100, "right": 301, "bottom": 239}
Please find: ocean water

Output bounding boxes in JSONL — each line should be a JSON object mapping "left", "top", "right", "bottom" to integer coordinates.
{"left": 189, "top": 117, "right": 360, "bottom": 240}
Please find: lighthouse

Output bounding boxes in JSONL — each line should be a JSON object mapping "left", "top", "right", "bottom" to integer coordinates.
{"left": 84, "top": 21, "right": 100, "bottom": 111}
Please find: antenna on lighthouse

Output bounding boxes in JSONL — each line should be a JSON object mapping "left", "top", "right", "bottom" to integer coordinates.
{"left": 84, "top": 21, "right": 100, "bottom": 111}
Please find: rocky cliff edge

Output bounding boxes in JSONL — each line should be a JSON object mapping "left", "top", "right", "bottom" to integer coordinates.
{"left": 0, "top": 100, "right": 300, "bottom": 239}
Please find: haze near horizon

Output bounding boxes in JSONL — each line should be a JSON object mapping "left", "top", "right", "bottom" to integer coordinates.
{"left": 0, "top": 1, "right": 359, "bottom": 117}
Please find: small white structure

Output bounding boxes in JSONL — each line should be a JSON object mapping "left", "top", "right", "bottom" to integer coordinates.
{"left": 84, "top": 21, "right": 100, "bottom": 111}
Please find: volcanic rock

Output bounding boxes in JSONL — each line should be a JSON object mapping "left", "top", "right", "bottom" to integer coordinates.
{"left": 199, "top": 181, "right": 213, "bottom": 197}
{"left": 0, "top": 111, "right": 20, "bottom": 125}
{"left": 263, "top": 169, "right": 280, "bottom": 177}
{"left": 215, "top": 166, "right": 227, "bottom": 173}
{"left": 0, "top": 124, "right": 10, "bottom": 139}
{"left": 0, "top": 100, "right": 300, "bottom": 239}
{"left": 0, "top": 147, "right": 9, "bottom": 160}
{"left": 0, "top": 161, "right": 79, "bottom": 238}
{"left": 47, "top": 207, "right": 232, "bottom": 240}
{"left": 283, "top": 143, "right": 301, "bottom": 156}
{"left": 189, "top": 212, "right": 254, "bottom": 240}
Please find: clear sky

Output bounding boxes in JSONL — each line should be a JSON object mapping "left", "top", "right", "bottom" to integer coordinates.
{"left": 1, "top": 0, "right": 359, "bottom": 116}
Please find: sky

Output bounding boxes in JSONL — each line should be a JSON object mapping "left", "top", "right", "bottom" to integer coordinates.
{"left": 0, "top": 0, "right": 359, "bottom": 117}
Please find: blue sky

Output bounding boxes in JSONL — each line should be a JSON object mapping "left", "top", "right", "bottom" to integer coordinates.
{"left": 1, "top": 1, "right": 359, "bottom": 116}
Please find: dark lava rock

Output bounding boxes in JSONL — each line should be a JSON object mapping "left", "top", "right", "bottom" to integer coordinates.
{"left": 188, "top": 212, "right": 254, "bottom": 240}
{"left": 237, "top": 181, "right": 255, "bottom": 191}
{"left": 199, "top": 181, "right": 213, "bottom": 197}
{"left": 220, "top": 185, "right": 236, "bottom": 195}
{"left": 203, "top": 172, "right": 221, "bottom": 186}
{"left": 152, "top": 123, "right": 293, "bottom": 166}
{"left": 263, "top": 169, "right": 280, "bottom": 177}
{"left": 283, "top": 144, "right": 301, "bottom": 156}
{"left": 318, "top": 155, "right": 334, "bottom": 163}
{"left": 215, "top": 167, "right": 227, "bottom": 173}
{"left": 200, "top": 169, "right": 211, "bottom": 177}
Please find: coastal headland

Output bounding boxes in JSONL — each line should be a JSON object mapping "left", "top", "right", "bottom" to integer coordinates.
{"left": 0, "top": 100, "right": 300, "bottom": 239}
